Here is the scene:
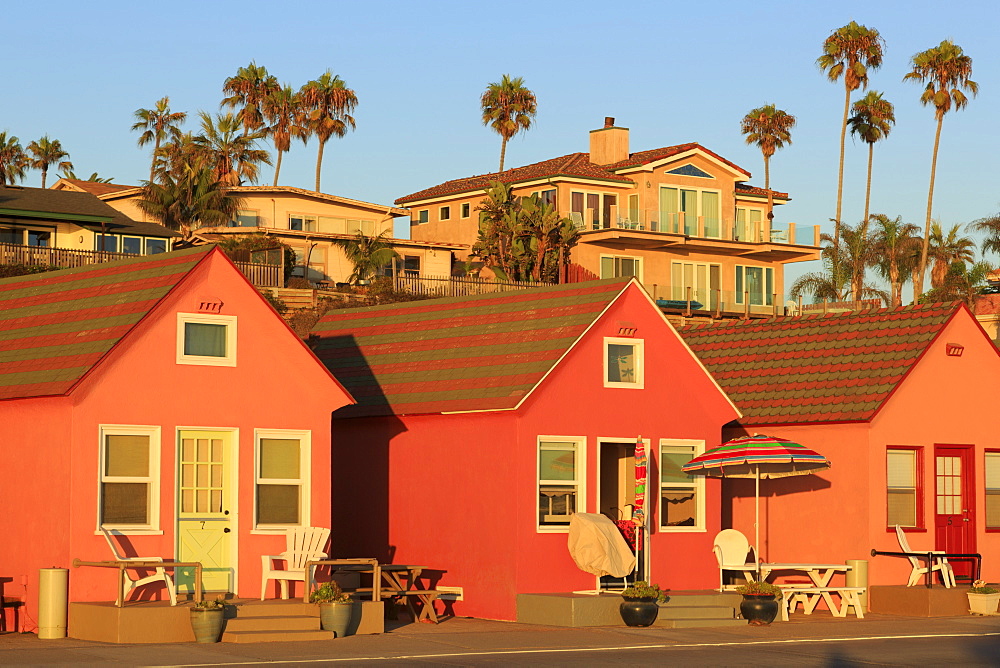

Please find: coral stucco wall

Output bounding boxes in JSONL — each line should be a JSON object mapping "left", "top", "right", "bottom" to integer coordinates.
{"left": 331, "top": 285, "right": 738, "bottom": 620}
{"left": 725, "top": 311, "right": 1000, "bottom": 587}
{"left": 0, "top": 252, "right": 350, "bottom": 626}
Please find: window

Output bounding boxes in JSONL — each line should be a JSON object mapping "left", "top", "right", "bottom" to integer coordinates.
{"left": 255, "top": 430, "right": 310, "bottom": 529}
{"left": 660, "top": 439, "right": 705, "bottom": 531}
{"left": 289, "top": 214, "right": 316, "bottom": 232}
{"left": 98, "top": 234, "right": 118, "bottom": 252}
{"left": 233, "top": 210, "right": 259, "bottom": 227}
{"left": 571, "top": 191, "right": 617, "bottom": 229}
{"left": 99, "top": 426, "right": 160, "bottom": 531}
{"left": 0, "top": 228, "right": 21, "bottom": 244}
{"left": 177, "top": 313, "right": 237, "bottom": 367}
{"left": 987, "top": 451, "right": 1000, "bottom": 530}
{"left": 539, "top": 189, "right": 556, "bottom": 207}
{"left": 347, "top": 219, "right": 375, "bottom": 236}
{"left": 439, "top": 206, "right": 451, "bottom": 221}
{"left": 461, "top": 203, "right": 471, "bottom": 218}
{"left": 402, "top": 255, "right": 420, "bottom": 276}
{"left": 27, "top": 230, "right": 50, "bottom": 247}
{"left": 538, "top": 438, "right": 584, "bottom": 529}
{"left": 735, "top": 265, "right": 774, "bottom": 306}
{"left": 604, "top": 337, "right": 643, "bottom": 388}
{"left": 887, "top": 447, "right": 921, "bottom": 529}
{"left": 659, "top": 186, "right": 721, "bottom": 237}
{"left": 146, "top": 238, "right": 168, "bottom": 254}
{"left": 736, "top": 207, "right": 764, "bottom": 241}
{"left": 122, "top": 236, "right": 142, "bottom": 254}
{"left": 600, "top": 255, "right": 641, "bottom": 281}
{"left": 417, "top": 210, "right": 429, "bottom": 224}
{"left": 671, "top": 261, "right": 721, "bottom": 309}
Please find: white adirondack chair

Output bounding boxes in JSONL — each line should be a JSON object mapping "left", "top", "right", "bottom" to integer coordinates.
{"left": 102, "top": 528, "right": 177, "bottom": 606}
{"left": 713, "top": 529, "right": 759, "bottom": 591}
{"left": 895, "top": 525, "right": 956, "bottom": 588}
{"left": 260, "top": 527, "right": 331, "bottom": 600}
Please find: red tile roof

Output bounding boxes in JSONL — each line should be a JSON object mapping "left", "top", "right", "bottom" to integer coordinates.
{"left": 735, "top": 183, "right": 789, "bottom": 200}
{"left": 0, "top": 246, "right": 214, "bottom": 400}
{"left": 311, "top": 278, "right": 633, "bottom": 417}
{"left": 678, "top": 303, "right": 962, "bottom": 425}
{"left": 59, "top": 179, "right": 140, "bottom": 195}
{"left": 395, "top": 143, "right": 754, "bottom": 204}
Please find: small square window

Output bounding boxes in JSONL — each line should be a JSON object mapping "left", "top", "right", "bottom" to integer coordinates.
{"left": 177, "top": 313, "right": 237, "bottom": 367}
{"left": 461, "top": 203, "right": 471, "bottom": 218}
{"left": 440, "top": 206, "right": 451, "bottom": 220}
{"left": 98, "top": 234, "right": 118, "bottom": 252}
{"left": 122, "top": 237, "right": 142, "bottom": 254}
{"left": 604, "top": 337, "right": 643, "bottom": 388}
{"left": 146, "top": 238, "right": 168, "bottom": 254}
{"left": 417, "top": 210, "right": 429, "bottom": 224}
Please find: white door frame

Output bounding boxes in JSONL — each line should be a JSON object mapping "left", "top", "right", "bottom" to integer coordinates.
{"left": 595, "top": 436, "right": 652, "bottom": 582}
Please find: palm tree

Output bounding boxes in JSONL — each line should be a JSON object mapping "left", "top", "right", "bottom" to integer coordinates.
{"left": 299, "top": 71, "right": 357, "bottom": 192}
{"left": 740, "top": 104, "right": 795, "bottom": 230}
{"left": 848, "top": 91, "right": 895, "bottom": 227}
{"left": 263, "top": 85, "right": 307, "bottom": 186}
{"left": 0, "top": 132, "right": 28, "bottom": 185}
{"left": 817, "top": 21, "right": 884, "bottom": 279}
{"left": 971, "top": 212, "right": 1000, "bottom": 258}
{"left": 331, "top": 229, "right": 399, "bottom": 284}
{"left": 131, "top": 97, "right": 187, "bottom": 184}
{"left": 481, "top": 75, "right": 537, "bottom": 172}
{"left": 791, "top": 227, "right": 879, "bottom": 305}
{"left": 60, "top": 170, "right": 114, "bottom": 183}
{"left": 137, "top": 163, "right": 243, "bottom": 239}
{"left": 222, "top": 62, "right": 279, "bottom": 136}
{"left": 193, "top": 111, "right": 271, "bottom": 186}
{"left": 27, "top": 136, "right": 73, "bottom": 188}
{"left": 152, "top": 131, "right": 203, "bottom": 180}
{"left": 903, "top": 40, "right": 978, "bottom": 302}
{"left": 871, "top": 214, "right": 920, "bottom": 307}
{"left": 928, "top": 222, "right": 975, "bottom": 289}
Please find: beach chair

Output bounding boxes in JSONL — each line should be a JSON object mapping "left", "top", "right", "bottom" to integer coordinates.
{"left": 260, "top": 526, "right": 331, "bottom": 599}
{"left": 713, "top": 529, "right": 758, "bottom": 591}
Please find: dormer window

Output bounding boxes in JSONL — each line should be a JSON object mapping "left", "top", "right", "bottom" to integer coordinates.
{"left": 604, "top": 337, "right": 643, "bottom": 388}
{"left": 177, "top": 313, "right": 237, "bottom": 366}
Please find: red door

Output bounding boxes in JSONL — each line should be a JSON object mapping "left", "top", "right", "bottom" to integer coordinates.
{"left": 934, "top": 445, "right": 976, "bottom": 581}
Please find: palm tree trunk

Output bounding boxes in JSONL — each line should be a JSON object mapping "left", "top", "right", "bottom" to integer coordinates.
{"left": 273, "top": 150, "right": 284, "bottom": 187}
{"left": 499, "top": 138, "right": 508, "bottom": 172}
{"left": 764, "top": 156, "right": 772, "bottom": 244}
{"left": 150, "top": 137, "right": 161, "bottom": 185}
{"left": 916, "top": 116, "right": 944, "bottom": 303}
{"left": 890, "top": 261, "right": 900, "bottom": 307}
{"left": 41, "top": 166, "right": 48, "bottom": 189}
{"left": 834, "top": 84, "right": 850, "bottom": 282}
{"left": 315, "top": 139, "right": 326, "bottom": 192}
{"left": 863, "top": 143, "right": 873, "bottom": 227}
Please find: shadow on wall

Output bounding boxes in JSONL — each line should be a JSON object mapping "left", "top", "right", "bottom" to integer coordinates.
{"left": 322, "top": 334, "right": 407, "bottom": 562}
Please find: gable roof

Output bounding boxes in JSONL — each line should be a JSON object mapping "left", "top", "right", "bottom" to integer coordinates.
{"left": 0, "top": 245, "right": 215, "bottom": 400}
{"left": 678, "top": 303, "right": 963, "bottom": 426}
{"left": 51, "top": 179, "right": 140, "bottom": 196}
{"left": 311, "top": 278, "right": 634, "bottom": 417}
{"left": 396, "top": 143, "right": 762, "bottom": 204}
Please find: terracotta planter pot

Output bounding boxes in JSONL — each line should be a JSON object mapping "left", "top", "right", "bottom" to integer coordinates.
{"left": 190, "top": 608, "right": 225, "bottom": 643}
{"left": 319, "top": 602, "right": 354, "bottom": 637}
{"left": 740, "top": 594, "right": 779, "bottom": 626}
{"left": 968, "top": 592, "right": 1000, "bottom": 615}
{"left": 619, "top": 597, "right": 659, "bottom": 627}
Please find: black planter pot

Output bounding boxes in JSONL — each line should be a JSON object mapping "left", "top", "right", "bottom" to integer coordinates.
{"left": 740, "top": 594, "right": 779, "bottom": 626}
{"left": 620, "top": 597, "right": 659, "bottom": 627}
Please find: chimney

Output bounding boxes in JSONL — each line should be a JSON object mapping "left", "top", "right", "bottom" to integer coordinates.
{"left": 589, "top": 117, "right": 629, "bottom": 165}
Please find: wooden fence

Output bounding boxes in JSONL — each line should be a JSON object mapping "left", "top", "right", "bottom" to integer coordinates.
{"left": 393, "top": 273, "right": 548, "bottom": 297}
{"left": 0, "top": 242, "right": 137, "bottom": 268}
{"left": 234, "top": 261, "right": 282, "bottom": 288}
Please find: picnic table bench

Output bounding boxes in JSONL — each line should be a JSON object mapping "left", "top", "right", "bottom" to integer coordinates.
{"left": 781, "top": 586, "right": 866, "bottom": 620}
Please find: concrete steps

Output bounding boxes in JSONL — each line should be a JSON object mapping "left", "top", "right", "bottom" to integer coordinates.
{"left": 222, "top": 599, "right": 326, "bottom": 643}
{"left": 224, "top": 628, "right": 332, "bottom": 643}
{"left": 654, "top": 590, "right": 741, "bottom": 628}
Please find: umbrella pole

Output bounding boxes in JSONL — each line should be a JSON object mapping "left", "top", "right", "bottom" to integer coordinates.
{"left": 755, "top": 465, "right": 761, "bottom": 580}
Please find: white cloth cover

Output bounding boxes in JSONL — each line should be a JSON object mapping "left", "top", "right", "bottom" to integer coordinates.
{"left": 567, "top": 513, "right": 637, "bottom": 578}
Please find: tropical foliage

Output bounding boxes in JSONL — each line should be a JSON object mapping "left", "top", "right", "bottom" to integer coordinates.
{"left": 137, "top": 163, "right": 243, "bottom": 239}
{"left": 848, "top": 91, "right": 894, "bottom": 226}
{"left": 472, "top": 181, "right": 578, "bottom": 283}
{"left": 300, "top": 71, "right": 357, "bottom": 192}
{"left": 222, "top": 62, "right": 279, "bottom": 136}
{"left": 330, "top": 229, "right": 399, "bottom": 284}
{"left": 27, "top": 136, "right": 73, "bottom": 188}
{"left": 928, "top": 223, "right": 975, "bottom": 289}
{"left": 60, "top": 170, "right": 114, "bottom": 183}
{"left": 215, "top": 232, "right": 296, "bottom": 283}
{"left": 481, "top": 75, "right": 537, "bottom": 172}
{"left": 0, "top": 132, "right": 28, "bottom": 185}
{"left": 904, "top": 39, "right": 978, "bottom": 301}
{"left": 870, "top": 214, "right": 920, "bottom": 307}
{"left": 740, "top": 104, "right": 795, "bottom": 222}
{"left": 192, "top": 111, "right": 270, "bottom": 186}
{"left": 263, "top": 85, "right": 308, "bottom": 186}
{"left": 131, "top": 97, "right": 187, "bottom": 184}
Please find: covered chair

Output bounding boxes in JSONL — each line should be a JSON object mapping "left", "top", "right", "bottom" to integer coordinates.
{"left": 101, "top": 528, "right": 177, "bottom": 606}
{"left": 713, "top": 529, "right": 758, "bottom": 591}
{"left": 895, "top": 525, "right": 956, "bottom": 588}
{"left": 260, "top": 526, "right": 331, "bottom": 600}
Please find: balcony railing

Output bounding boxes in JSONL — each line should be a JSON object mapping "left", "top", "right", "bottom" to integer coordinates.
{"left": 234, "top": 261, "right": 282, "bottom": 288}
{"left": 0, "top": 242, "right": 139, "bottom": 268}
{"left": 391, "top": 273, "right": 548, "bottom": 297}
{"left": 570, "top": 207, "right": 820, "bottom": 246}
{"left": 649, "top": 284, "right": 791, "bottom": 317}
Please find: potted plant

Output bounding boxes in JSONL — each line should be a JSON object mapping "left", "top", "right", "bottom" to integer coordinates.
{"left": 735, "top": 581, "right": 783, "bottom": 626}
{"left": 968, "top": 580, "right": 1000, "bottom": 615}
{"left": 189, "top": 595, "right": 227, "bottom": 643}
{"left": 310, "top": 580, "right": 354, "bottom": 637}
{"left": 619, "top": 580, "right": 667, "bottom": 627}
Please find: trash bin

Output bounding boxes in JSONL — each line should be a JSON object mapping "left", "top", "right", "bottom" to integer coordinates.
{"left": 38, "top": 568, "right": 69, "bottom": 639}
{"left": 846, "top": 559, "right": 869, "bottom": 611}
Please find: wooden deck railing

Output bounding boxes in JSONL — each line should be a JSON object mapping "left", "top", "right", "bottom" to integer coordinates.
{"left": 233, "top": 261, "right": 282, "bottom": 288}
{"left": 0, "top": 242, "right": 137, "bottom": 268}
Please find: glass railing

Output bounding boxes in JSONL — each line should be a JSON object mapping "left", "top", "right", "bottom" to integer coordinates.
{"left": 649, "top": 285, "right": 792, "bottom": 316}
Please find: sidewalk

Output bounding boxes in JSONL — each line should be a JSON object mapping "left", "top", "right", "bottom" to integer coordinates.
{"left": 1, "top": 612, "right": 999, "bottom": 666}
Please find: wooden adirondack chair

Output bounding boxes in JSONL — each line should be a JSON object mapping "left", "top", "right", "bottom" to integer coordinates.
{"left": 102, "top": 528, "right": 178, "bottom": 606}
{"left": 260, "top": 527, "right": 331, "bottom": 600}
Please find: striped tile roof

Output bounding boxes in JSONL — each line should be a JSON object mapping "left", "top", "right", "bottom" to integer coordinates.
{"left": 0, "top": 245, "right": 214, "bottom": 400}
{"left": 678, "top": 303, "right": 962, "bottom": 425}
{"left": 311, "top": 278, "right": 633, "bottom": 417}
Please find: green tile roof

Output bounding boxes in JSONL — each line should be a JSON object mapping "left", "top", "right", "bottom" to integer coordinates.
{"left": 678, "top": 303, "right": 961, "bottom": 425}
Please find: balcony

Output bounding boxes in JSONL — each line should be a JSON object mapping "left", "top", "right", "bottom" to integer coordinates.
{"left": 0, "top": 242, "right": 138, "bottom": 268}
{"left": 647, "top": 283, "right": 792, "bottom": 318}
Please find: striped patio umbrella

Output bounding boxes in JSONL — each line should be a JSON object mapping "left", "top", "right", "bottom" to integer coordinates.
{"left": 682, "top": 435, "right": 831, "bottom": 571}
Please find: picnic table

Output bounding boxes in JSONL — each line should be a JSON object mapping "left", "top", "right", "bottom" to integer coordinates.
{"left": 760, "top": 563, "right": 864, "bottom": 619}
{"left": 303, "top": 559, "right": 439, "bottom": 623}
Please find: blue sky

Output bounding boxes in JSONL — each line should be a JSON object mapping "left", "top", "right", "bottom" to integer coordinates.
{"left": 6, "top": 1, "right": 999, "bottom": 285}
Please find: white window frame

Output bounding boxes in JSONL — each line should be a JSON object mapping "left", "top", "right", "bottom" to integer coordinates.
{"left": 735, "top": 264, "right": 775, "bottom": 306}
{"left": 121, "top": 235, "right": 143, "bottom": 255}
{"left": 145, "top": 237, "right": 169, "bottom": 254}
{"left": 288, "top": 213, "right": 317, "bottom": 232}
{"left": 417, "top": 209, "right": 429, "bottom": 224}
{"left": 536, "top": 436, "right": 586, "bottom": 533}
{"left": 439, "top": 206, "right": 451, "bottom": 221}
{"left": 599, "top": 254, "right": 643, "bottom": 282}
{"left": 658, "top": 185, "right": 723, "bottom": 237}
{"left": 97, "top": 425, "right": 162, "bottom": 534}
{"left": 176, "top": 313, "right": 237, "bottom": 367}
{"left": 604, "top": 337, "right": 644, "bottom": 389}
{"left": 570, "top": 190, "right": 618, "bottom": 228}
{"left": 659, "top": 438, "right": 706, "bottom": 532}
{"left": 254, "top": 429, "right": 312, "bottom": 532}
{"left": 460, "top": 202, "right": 471, "bottom": 219}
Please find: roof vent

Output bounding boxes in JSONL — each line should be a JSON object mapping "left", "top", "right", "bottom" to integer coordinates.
{"left": 946, "top": 343, "right": 964, "bottom": 357}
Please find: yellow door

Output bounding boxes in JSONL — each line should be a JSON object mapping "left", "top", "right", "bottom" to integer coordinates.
{"left": 176, "top": 431, "right": 234, "bottom": 593}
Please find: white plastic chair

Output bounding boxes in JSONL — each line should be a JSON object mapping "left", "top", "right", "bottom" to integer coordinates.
{"left": 101, "top": 528, "right": 177, "bottom": 606}
{"left": 260, "top": 526, "right": 331, "bottom": 600}
{"left": 713, "top": 529, "right": 759, "bottom": 591}
{"left": 895, "top": 525, "right": 956, "bottom": 588}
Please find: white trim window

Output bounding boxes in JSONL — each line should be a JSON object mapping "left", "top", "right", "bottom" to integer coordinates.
{"left": 986, "top": 451, "right": 1000, "bottom": 530}
{"left": 99, "top": 425, "right": 161, "bottom": 531}
{"left": 659, "top": 186, "right": 722, "bottom": 237}
{"left": 600, "top": 255, "right": 642, "bottom": 281}
{"left": 659, "top": 439, "right": 706, "bottom": 532}
{"left": 570, "top": 190, "right": 618, "bottom": 229}
{"left": 735, "top": 265, "right": 774, "bottom": 307}
{"left": 255, "top": 430, "right": 311, "bottom": 530}
{"left": 537, "top": 437, "right": 584, "bottom": 530}
{"left": 604, "top": 337, "right": 644, "bottom": 389}
{"left": 460, "top": 203, "right": 471, "bottom": 219}
{"left": 177, "top": 313, "right": 237, "bottom": 367}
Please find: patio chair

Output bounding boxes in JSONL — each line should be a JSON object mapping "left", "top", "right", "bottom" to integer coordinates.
{"left": 101, "top": 528, "right": 177, "bottom": 606}
{"left": 894, "top": 525, "right": 956, "bottom": 588}
{"left": 713, "top": 529, "right": 758, "bottom": 591}
{"left": 260, "top": 526, "right": 331, "bottom": 600}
